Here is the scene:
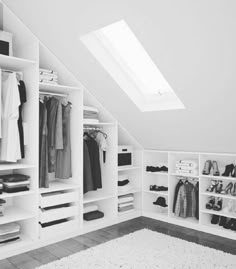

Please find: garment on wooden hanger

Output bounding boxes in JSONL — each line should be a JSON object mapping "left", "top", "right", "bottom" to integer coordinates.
{"left": 1, "top": 72, "right": 21, "bottom": 162}
{"left": 55, "top": 102, "right": 72, "bottom": 179}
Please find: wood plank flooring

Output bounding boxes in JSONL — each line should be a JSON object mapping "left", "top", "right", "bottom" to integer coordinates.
{"left": 0, "top": 216, "right": 235, "bottom": 269}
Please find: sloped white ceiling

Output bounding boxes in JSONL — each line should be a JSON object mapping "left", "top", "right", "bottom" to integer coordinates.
{"left": 4, "top": 0, "right": 236, "bottom": 152}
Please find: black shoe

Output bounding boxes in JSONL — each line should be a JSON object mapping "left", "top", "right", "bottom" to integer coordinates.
{"left": 219, "top": 216, "right": 227, "bottom": 226}
{"left": 222, "top": 164, "right": 235, "bottom": 177}
{"left": 223, "top": 218, "right": 235, "bottom": 229}
{"left": 211, "top": 215, "right": 220, "bottom": 224}
{"left": 206, "top": 197, "right": 215, "bottom": 210}
{"left": 160, "top": 166, "right": 168, "bottom": 172}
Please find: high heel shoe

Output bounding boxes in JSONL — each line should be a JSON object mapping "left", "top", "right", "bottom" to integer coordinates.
{"left": 222, "top": 164, "right": 234, "bottom": 177}
{"left": 206, "top": 180, "right": 217, "bottom": 192}
{"left": 232, "top": 166, "right": 236, "bottom": 178}
{"left": 213, "top": 198, "right": 222, "bottom": 211}
{"left": 215, "top": 180, "right": 223, "bottom": 193}
{"left": 231, "top": 182, "right": 236, "bottom": 196}
{"left": 220, "top": 182, "right": 233, "bottom": 194}
{"left": 206, "top": 197, "right": 215, "bottom": 209}
{"left": 212, "top": 161, "right": 220, "bottom": 176}
{"left": 202, "top": 160, "right": 212, "bottom": 175}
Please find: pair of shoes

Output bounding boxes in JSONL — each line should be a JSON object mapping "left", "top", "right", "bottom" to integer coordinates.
{"left": 206, "top": 197, "right": 222, "bottom": 211}
{"left": 149, "top": 185, "right": 168, "bottom": 192}
{"left": 222, "top": 164, "right": 236, "bottom": 177}
{"left": 223, "top": 218, "right": 236, "bottom": 230}
{"left": 202, "top": 160, "right": 220, "bottom": 176}
{"left": 220, "top": 182, "right": 236, "bottom": 195}
{"left": 146, "top": 166, "right": 168, "bottom": 173}
{"left": 211, "top": 215, "right": 236, "bottom": 230}
{"left": 206, "top": 180, "right": 223, "bottom": 193}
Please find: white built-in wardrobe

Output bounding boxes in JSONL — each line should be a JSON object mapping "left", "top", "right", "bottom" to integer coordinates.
{"left": 0, "top": 1, "right": 235, "bottom": 260}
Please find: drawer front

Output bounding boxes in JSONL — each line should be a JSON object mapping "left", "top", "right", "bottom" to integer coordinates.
{"left": 39, "top": 205, "right": 78, "bottom": 223}
{"left": 39, "top": 219, "right": 78, "bottom": 240}
{"left": 40, "top": 191, "right": 78, "bottom": 208}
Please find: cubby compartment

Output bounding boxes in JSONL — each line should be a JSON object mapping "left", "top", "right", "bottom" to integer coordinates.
{"left": 143, "top": 173, "right": 168, "bottom": 194}
{"left": 142, "top": 192, "right": 168, "bottom": 217}
{"left": 143, "top": 150, "right": 168, "bottom": 174}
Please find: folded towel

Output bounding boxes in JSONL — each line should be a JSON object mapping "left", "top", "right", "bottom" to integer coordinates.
{"left": 83, "top": 106, "right": 99, "bottom": 113}
{"left": 175, "top": 169, "right": 198, "bottom": 176}
{"left": 118, "top": 197, "right": 134, "bottom": 204}
{"left": 83, "top": 205, "right": 99, "bottom": 214}
{"left": 118, "top": 202, "right": 134, "bottom": 208}
{"left": 83, "top": 119, "right": 100, "bottom": 124}
{"left": 0, "top": 174, "right": 30, "bottom": 183}
{"left": 176, "top": 163, "right": 198, "bottom": 169}
{"left": 118, "top": 205, "right": 134, "bottom": 212}
{"left": 0, "top": 223, "right": 20, "bottom": 236}
{"left": 176, "top": 160, "right": 198, "bottom": 166}
{"left": 39, "top": 68, "right": 58, "bottom": 75}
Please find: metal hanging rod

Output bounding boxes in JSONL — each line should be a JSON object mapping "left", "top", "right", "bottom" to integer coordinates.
{"left": 39, "top": 91, "right": 68, "bottom": 97}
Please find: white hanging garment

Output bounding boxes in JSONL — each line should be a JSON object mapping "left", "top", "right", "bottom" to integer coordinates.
{"left": 1, "top": 72, "right": 21, "bottom": 162}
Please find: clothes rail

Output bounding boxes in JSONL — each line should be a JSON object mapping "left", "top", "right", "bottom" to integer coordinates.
{"left": 39, "top": 91, "right": 68, "bottom": 97}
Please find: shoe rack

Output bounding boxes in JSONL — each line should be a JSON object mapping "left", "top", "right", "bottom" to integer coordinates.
{"left": 143, "top": 150, "right": 236, "bottom": 240}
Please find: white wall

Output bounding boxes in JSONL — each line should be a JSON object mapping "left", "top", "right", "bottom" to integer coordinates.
{"left": 3, "top": 0, "right": 236, "bottom": 153}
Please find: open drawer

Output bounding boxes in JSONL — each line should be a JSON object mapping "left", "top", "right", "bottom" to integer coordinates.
{"left": 39, "top": 219, "right": 78, "bottom": 240}
{"left": 39, "top": 190, "right": 79, "bottom": 208}
{"left": 39, "top": 205, "right": 78, "bottom": 223}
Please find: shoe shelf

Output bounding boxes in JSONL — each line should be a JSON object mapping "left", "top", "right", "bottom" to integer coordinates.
{"left": 118, "top": 188, "right": 141, "bottom": 196}
{"left": 83, "top": 190, "right": 115, "bottom": 204}
{"left": 201, "top": 192, "right": 236, "bottom": 200}
{"left": 39, "top": 82, "right": 82, "bottom": 93}
{"left": 0, "top": 190, "right": 35, "bottom": 199}
{"left": 143, "top": 190, "right": 168, "bottom": 196}
{"left": 170, "top": 173, "right": 199, "bottom": 178}
{"left": 200, "top": 175, "right": 236, "bottom": 181}
{"left": 200, "top": 209, "right": 236, "bottom": 219}
{"left": 145, "top": 171, "right": 168, "bottom": 176}
{"left": 118, "top": 166, "right": 141, "bottom": 172}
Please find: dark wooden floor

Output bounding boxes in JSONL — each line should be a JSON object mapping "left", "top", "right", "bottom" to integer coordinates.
{"left": 0, "top": 216, "right": 235, "bottom": 269}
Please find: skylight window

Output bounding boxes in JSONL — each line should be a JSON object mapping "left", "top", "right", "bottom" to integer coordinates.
{"left": 80, "top": 20, "right": 185, "bottom": 112}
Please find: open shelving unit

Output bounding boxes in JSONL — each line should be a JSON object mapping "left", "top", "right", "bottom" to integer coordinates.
{"left": 1, "top": 0, "right": 236, "bottom": 260}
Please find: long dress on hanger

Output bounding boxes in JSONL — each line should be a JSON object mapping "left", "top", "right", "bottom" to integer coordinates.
{"left": 1, "top": 72, "right": 21, "bottom": 162}
{"left": 39, "top": 98, "right": 49, "bottom": 188}
{"left": 18, "top": 80, "right": 27, "bottom": 159}
{"left": 83, "top": 141, "right": 94, "bottom": 193}
{"left": 55, "top": 102, "right": 72, "bottom": 179}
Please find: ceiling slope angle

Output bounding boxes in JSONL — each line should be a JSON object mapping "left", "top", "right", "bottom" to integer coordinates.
{"left": 80, "top": 20, "right": 185, "bottom": 112}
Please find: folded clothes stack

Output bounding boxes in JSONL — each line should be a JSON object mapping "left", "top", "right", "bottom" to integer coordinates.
{"left": 0, "top": 223, "right": 21, "bottom": 244}
{"left": 118, "top": 174, "right": 133, "bottom": 194}
{"left": 83, "top": 204, "right": 104, "bottom": 221}
{"left": 83, "top": 106, "right": 99, "bottom": 124}
{"left": 175, "top": 160, "right": 198, "bottom": 176}
{"left": 0, "top": 199, "right": 6, "bottom": 217}
{"left": 0, "top": 174, "right": 30, "bottom": 193}
{"left": 118, "top": 193, "right": 134, "bottom": 213}
{"left": 39, "top": 68, "right": 58, "bottom": 85}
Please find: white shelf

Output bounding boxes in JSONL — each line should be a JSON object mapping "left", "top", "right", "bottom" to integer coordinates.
{"left": 83, "top": 122, "right": 116, "bottom": 126}
{"left": 145, "top": 171, "right": 168, "bottom": 176}
{"left": 39, "top": 180, "right": 79, "bottom": 194}
{"left": 200, "top": 174, "right": 236, "bottom": 181}
{"left": 83, "top": 216, "right": 113, "bottom": 230}
{"left": 0, "top": 235, "right": 33, "bottom": 253}
{"left": 201, "top": 192, "right": 236, "bottom": 200}
{"left": 0, "top": 163, "right": 36, "bottom": 171}
{"left": 0, "top": 190, "right": 35, "bottom": 199}
{"left": 170, "top": 173, "right": 199, "bottom": 178}
{"left": 118, "top": 188, "right": 141, "bottom": 196}
{"left": 0, "top": 207, "right": 35, "bottom": 225}
{"left": 170, "top": 215, "right": 199, "bottom": 224}
{"left": 201, "top": 209, "right": 236, "bottom": 219}
{"left": 118, "top": 166, "right": 141, "bottom": 172}
{"left": 39, "top": 82, "right": 82, "bottom": 93}
{"left": 83, "top": 190, "right": 115, "bottom": 204}
{"left": 0, "top": 54, "right": 37, "bottom": 71}
{"left": 143, "top": 190, "right": 168, "bottom": 196}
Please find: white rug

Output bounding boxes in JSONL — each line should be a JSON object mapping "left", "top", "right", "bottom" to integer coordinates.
{"left": 36, "top": 229, "right": 236, "bottom": 269}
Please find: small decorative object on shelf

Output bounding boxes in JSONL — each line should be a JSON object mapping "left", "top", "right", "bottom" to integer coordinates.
{"left": 0, "top": 30, "right": 13, "bottom": 56}
{"left": 153, "top": 197, "right": 168, "bottom": 207}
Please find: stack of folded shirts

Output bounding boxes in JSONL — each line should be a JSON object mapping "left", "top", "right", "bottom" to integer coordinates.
{"left": 0, "top": 174, "right": 30, "bottom": 193}
{"left": 0, "top": 199, "right": 6, "bottom": 217}
{"left": 83, "top": 204, "right": 104, "bottom": 221}
{"left": 118, "top": 193, "right": 134, "bottom": 213}
{"left": 83, "top": 106, "right": 99, "bottom": 124}
{"left": 176, "top": 160, "right": 198, "bottom": 176}
{"left": 0, "top": 223, "right": 21, "bottom": 244}
{"left": 39, "top": 68, "right": 58, "bottom": 85}
{"left": 118, "top": 174, "right": 133, "bottom": 194}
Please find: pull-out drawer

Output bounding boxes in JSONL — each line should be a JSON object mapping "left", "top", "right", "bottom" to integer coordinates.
{"left": 39, "top": 219, "right": 78, "bottom": 240}
{"left": 40, "top": 191, "right": 78, "bottom": 208}
{"left": 39, "top": 205, "right": 78, "bottom": 223}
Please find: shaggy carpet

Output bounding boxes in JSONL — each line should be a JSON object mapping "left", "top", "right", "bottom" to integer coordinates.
{"left": 36, "top": 229, "right": 236, "bottom": 269}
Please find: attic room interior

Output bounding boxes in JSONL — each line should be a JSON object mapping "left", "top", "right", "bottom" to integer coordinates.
{"left": 0, "top": 0, "right": 235, "bottom": 268}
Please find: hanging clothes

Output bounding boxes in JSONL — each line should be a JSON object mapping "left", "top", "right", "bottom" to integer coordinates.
{"left": 94, "top": 132, "right": 107, "bottom": 164}
{"left": 172, "top": 180, "right": 183, "bottom": 213}
{"left": 39, "top": 98, "right": 49, "bottom": 188}
{"left": 195, "top": 182, "right": 199, "bottom": 220}
{"left": 83, "top": 141, "right": 94, "bottom": 193}
{"left": 17, "top": 80, "right": 27, "bottom": 159}
{"left": 1, "top": 72, "right": 21, "bottom": 162}
{"left": 46, "top": 97, "right": 59, "bottom": 172}
{"left": 84, "top": 133, "right": 102, "bottom": 190}
{"left": 55, "top": 102, "right": 72, "bottom": 179}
